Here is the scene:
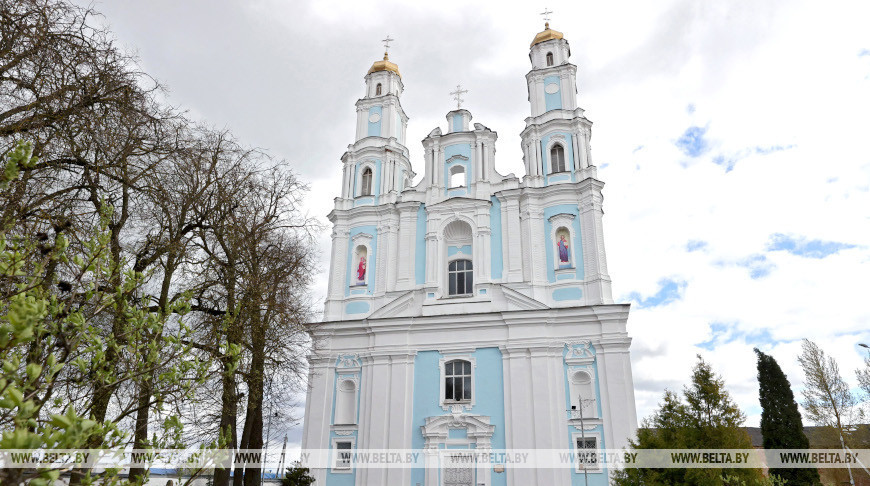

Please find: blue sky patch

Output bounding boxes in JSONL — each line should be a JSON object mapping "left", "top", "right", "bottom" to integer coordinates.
{"left": 698, "top": 322, "right": 776, "bottom": 351}
{"left": 737, "top": 254, "right": 775, "bottom": 279}
{"left": 713, "top": 155, "right": 737, "bottom": 173}
{"left": 676, "top": 126, "right": 709, "bottom": 157}
{"left": 767, "top": 233, "right": 856, "bottom": 259}
{"left": 755, "top": 144, "right": 795, "bottom": 155}
{"left": 627, "top": 278, "right": 687, "bottom": 309}
{"left": 686, "top": 240, "right": 708, "bottom": 252}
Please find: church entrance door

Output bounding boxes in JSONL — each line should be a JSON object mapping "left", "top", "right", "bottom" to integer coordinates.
{"left": 442, "top": 452, "right": 475, "bottom": 486}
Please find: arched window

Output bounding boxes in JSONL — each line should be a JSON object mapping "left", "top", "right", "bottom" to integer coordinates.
{"left": 448, "top": 259, "right": 473, "bottom": 296}
{"left": 449, "top": 165, "right": 465, "bottom": 188}
{"left": 546, "top": 52, "right": 554, "bottom": 66}
{"left": 375, "top": 83, "right": 382, "bottom": 95}
{"left": 445, "top": 359, "right": 472, "bottom": 402}
{"left": 550, "top": 144, "right": 566, "bottom": 173}
{"left": 360, "top": 167, "right": 373, "bottom": 196}
{"left": 334, "top": 379, "right": 357, "bottom": 424}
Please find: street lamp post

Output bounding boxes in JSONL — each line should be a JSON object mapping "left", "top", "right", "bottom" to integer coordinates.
{"left": 573, "top": 397, "right": 596, "bottom": 486}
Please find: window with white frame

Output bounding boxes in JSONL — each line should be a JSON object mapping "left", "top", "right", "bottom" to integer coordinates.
{"left": 448, "top": 259, "right": 473, "bottom": 296}
{"left": 360, "top": 167, "right": 373, "bottom": 196}
{"left": 375, "top": 83, "right": 382, "bottom": 95}
{"left": 449, "top": 165, "right": 465, "bottom": 188}
{"left": 546, "top": 52, "right": 554, "bottom": 66}
{"left": 550, "top": 144, "right": 566, "bottom": 173}
{"left": 334, "top": 440, "right": 353, "bottom": 470}
{"left": 444, "top": 359, "right": 472, "bottom": 402}
{"left": 575, "top": 436, "right": 598, "bottom": 471}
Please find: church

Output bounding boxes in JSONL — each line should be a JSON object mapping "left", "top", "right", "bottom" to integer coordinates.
{"left": 300, "top": 20, "right": 638, "bottom": 486}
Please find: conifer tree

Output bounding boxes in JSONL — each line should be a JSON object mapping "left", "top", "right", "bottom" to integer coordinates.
{"left": 755, "top": 348, "right": 821, "bottom": 484}
{"left": 613, "top": 356, "right": 764, "bottom": 486}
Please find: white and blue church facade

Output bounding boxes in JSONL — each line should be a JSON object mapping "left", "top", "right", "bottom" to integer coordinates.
{"left": 301, "top": 23, "right": 638, "bottom": 486}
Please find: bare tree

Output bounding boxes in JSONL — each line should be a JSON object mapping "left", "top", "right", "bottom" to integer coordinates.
{"left": 798, "top": 339, "right": 862, "bottom": 440}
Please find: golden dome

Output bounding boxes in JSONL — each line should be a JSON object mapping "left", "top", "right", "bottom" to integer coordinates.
{"left": 530, "top": 22, "right": 564, "bottom": 48}
{"left": 368, "top": 52, "right": 401, "bottom": 77}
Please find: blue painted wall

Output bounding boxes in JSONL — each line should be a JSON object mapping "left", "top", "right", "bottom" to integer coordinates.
{"left": 411, "top": 348, "right": 508, "bottom": 486}
{"left": 562, "top": 346, "right": 608, "bottom": 485}
{"left": 543, "top": 205, "right": 584, "bottom": 283}
{"left": 447, "top": 245, "right": 472, "bottom": 257}
{"left": 327, "top": 359, "right": 361, "bottom": 486}
{"left": 415, "top": 204, "right": 427, "bottom": 285}
{"left": 452, "top": 113, "right": 464, "bottom": 132}
{"left": 544, "top": 75, "right": 562, "bottom": 111}
{"left": 553, "top": 287, "right": 583, "bottom": 301}
{"left": 345, "top": 225, "right": 378, "bottom": 297}
{"left": 490, "top": 197, "right": 503, "bottom": 280}
{"left": 540, "top": 132, "right": 575, "bottom": 186}
{"left": 444, "top": 143, "right": 472, "bottom": 196}
{"left": 367, "top": 105, "right": 382, "bottom": 137}
{"left": 325, "top": 428, "right": 358, "bottom": 485}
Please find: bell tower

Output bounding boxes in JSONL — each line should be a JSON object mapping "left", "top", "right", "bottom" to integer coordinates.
{"left": 325, "top": 40, "right": 416, "bottom": 321}
{"left": 520, "top": 21, "right": 596, "bottom": 187}
{"left": 337, "top": 36, "right": 413, "bottom": 202}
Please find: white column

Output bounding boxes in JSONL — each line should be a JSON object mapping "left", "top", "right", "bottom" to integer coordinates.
{"left": 529, "top": 208, "right": 548, "bottom": 284}
{"left": 385, "top": 352, "right": 415, "bottom": 485}
{"left": 327, "top": 229, "right": 349, "bottom": 299}
{"left": 598, "top": 340, "right": 638, "bottom": 451}
{"left": 395, "top": 205, "right": 416, "bottom": 289}
{"left": 503, "top": 347, "right": 536, "bottom": 485}
{"left": 572, "top": 133, "right": 583, "bottom": 171}
{"left": 504, "top": 198, "right": 524, "bottom": 282}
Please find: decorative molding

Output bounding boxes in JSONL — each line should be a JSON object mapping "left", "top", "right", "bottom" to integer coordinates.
{"left": 445, "top": 154, "right": 469, "bottom": 164}
{"left": 548, "top": 212, "right": 576, "bottom": 224}
{"left": 336, "top": 354, "right": 361, "bottom": 369}
{"left": 421, "top": 413, "right": 495, "bottom": 448}
{"left": 566, "top": 340, "right": 594, "bottom": 359}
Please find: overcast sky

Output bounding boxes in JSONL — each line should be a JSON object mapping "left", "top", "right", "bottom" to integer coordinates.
{"left": 78, "top": 0, "right": 870, "bottom": 447}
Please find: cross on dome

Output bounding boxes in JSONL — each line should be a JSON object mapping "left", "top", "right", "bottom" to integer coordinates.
{"left": 540, "top": 7, "right": 553, "bottom": 27}
{"left": 382, "top": 35, "right": 394, "bottom": 55}
{"left": 449, "top": 84, "right": 468, "bottom": 109}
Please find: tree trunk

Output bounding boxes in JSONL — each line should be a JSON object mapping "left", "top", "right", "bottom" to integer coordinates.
{"left": 242, "top": 310, "right": 266, "bottom": 486}
{"left": 214, "top": 264, "right": 240, "bottom": 486}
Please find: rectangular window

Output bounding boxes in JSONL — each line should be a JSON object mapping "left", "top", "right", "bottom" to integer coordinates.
{"left": 335, "top": 441, "right": 352, "bottom": 469}
{"left": 576, "top": 437, "right": 598, "bottom": 470}
{"left": 448, "top": 260, "right": 473, "bottom": 296}
{"left": 445, "top": 360, "right": 472, "bottom": 402}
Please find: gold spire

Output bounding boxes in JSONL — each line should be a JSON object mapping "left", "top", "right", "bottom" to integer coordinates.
{"left": 530, "top": 22, "right": 564, "bottom": 48}
{"left": 367, "top": 52, "right": 401, "bottom": 77}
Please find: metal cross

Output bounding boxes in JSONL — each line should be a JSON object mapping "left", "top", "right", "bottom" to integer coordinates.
{"left": 449, "top": 84, "right": 468, "bottom": 109}
{"left": 382, "top": 35, "right": 394, "bottom": 54}
{"left": 540, "top": 7, "right": 553, "bottom": 24}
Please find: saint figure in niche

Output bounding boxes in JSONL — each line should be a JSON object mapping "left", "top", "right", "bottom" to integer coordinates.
{"left": 357, "top": 256, "right": 367, "bottom": 282}
{"left": 558, "top": 233, "right": 571, "bottom": 266}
